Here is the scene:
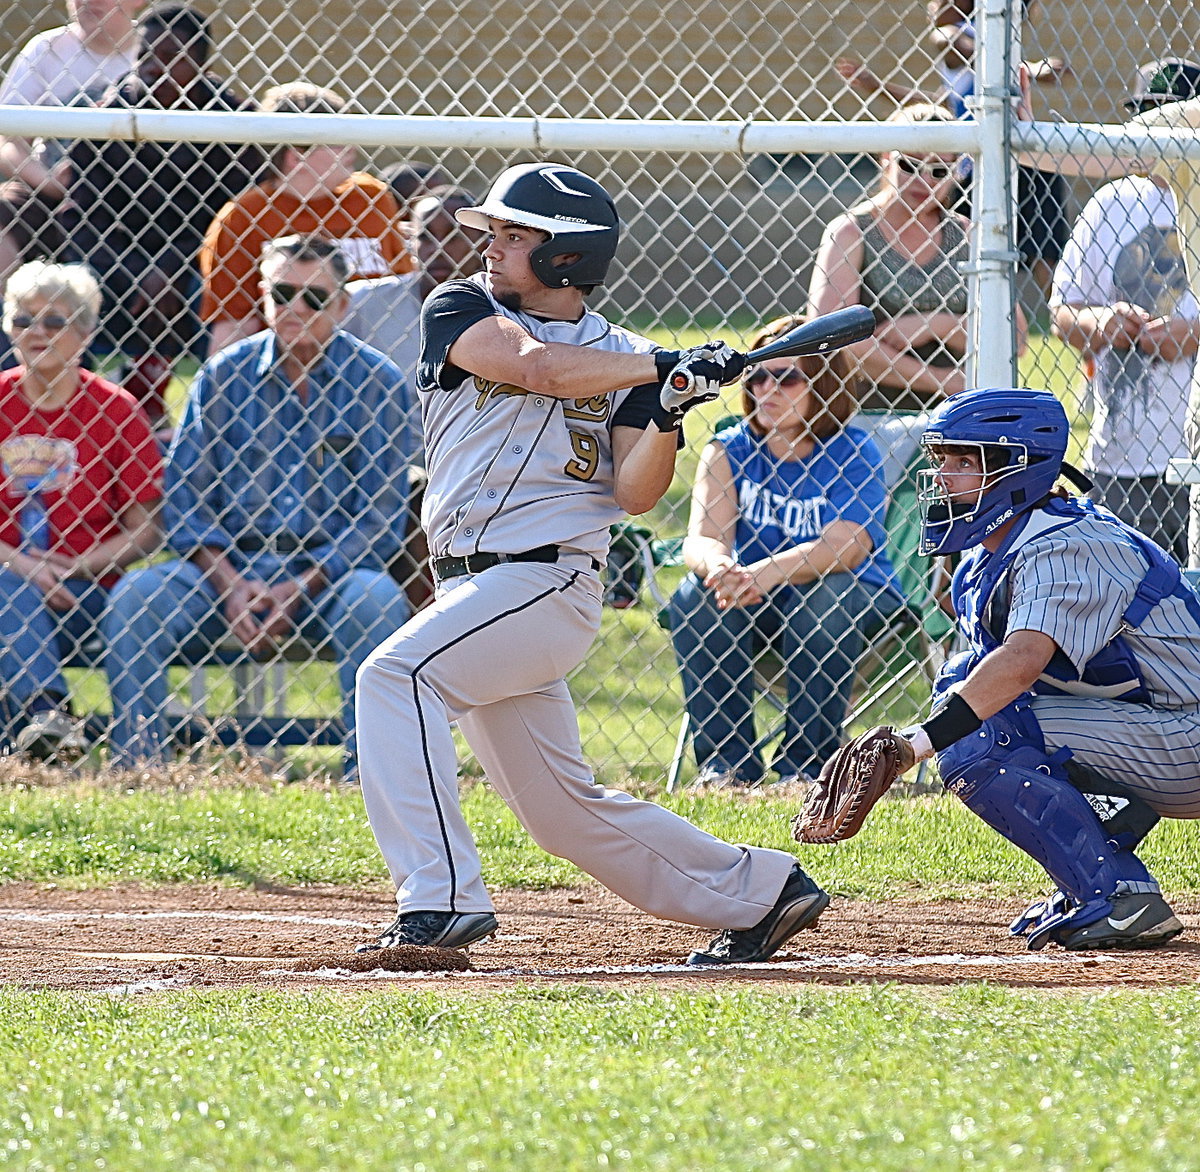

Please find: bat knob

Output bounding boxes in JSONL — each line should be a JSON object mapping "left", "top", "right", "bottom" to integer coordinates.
{"left": 671, "top": 373, "right": 690, "bottom": 390}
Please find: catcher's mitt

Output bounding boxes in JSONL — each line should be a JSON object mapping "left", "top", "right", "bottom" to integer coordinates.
{"left": 791, "top": 726, "right": 913, "bottom": 844}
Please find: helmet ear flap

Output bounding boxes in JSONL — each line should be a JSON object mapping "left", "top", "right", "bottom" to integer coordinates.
{"left": 528, "top": 228, "right": 616, "bottom": 288}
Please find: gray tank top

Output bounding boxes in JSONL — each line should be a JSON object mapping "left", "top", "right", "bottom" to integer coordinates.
{"left": 853, "top": 208, "right": 969, "bottom": 412}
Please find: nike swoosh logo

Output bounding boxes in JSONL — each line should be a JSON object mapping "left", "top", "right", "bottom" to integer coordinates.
{"left": 1108, "top": 907, "right": 1151, "bottom": 931}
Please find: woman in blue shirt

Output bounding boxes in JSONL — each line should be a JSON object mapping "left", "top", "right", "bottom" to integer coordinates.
{"left": 668, "top": 315, "right": 906, "bottom": 787}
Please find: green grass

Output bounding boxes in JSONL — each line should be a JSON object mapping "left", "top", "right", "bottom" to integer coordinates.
{"left": 4, "top": 781, "right": 1200, "bottom": 898}
{"left": 3, "top": 985, "right": 1199, "bottom": 1170}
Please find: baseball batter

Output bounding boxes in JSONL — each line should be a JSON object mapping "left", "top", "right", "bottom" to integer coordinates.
{"left": 354, "top": 162, "right": 828, "bottom": 966}
{"left": 882, "top": 386, "right": 1200, "bottom": 950}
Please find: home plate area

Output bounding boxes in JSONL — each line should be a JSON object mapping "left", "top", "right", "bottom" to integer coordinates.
{"left": 1, "top": 883, "right": 1198, "bottom": 992}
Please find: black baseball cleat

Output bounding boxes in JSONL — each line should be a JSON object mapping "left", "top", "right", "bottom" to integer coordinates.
{"left": 1057, "top": 888, "right": 1183, "bottom": 951}
{"left": 686, "top": 864, "right": 830, "bottom": 967}
{"left": 355, "top": 910, "right": 499, "bottom": 953}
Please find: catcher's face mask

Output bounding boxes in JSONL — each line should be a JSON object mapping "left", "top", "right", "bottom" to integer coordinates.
{"left": 917, "top": 441, "right": 1028, "bottom": 555}
{"left": 916, "top": 386, "right": 1072, "bottom": 556}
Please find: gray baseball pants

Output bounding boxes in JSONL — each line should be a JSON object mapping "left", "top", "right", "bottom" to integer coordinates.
{"left": 355, "top": 558, "right": 797, "bottom": 928}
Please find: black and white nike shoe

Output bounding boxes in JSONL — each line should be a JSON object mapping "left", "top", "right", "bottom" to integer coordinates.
{"left": 355, "top": 911, "right": 499, "bottom": 953}
{"left": 1058, "top": 886, "right": 1183, "bottom": 951}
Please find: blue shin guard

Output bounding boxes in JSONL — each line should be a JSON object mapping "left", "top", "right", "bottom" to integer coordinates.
{"left": 936, "top": 699, "right": 1158, "bottom": 950}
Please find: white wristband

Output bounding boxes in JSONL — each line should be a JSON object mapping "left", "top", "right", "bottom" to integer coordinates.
{"left": 906, "top": 726, "right": 935, "bottom": 762}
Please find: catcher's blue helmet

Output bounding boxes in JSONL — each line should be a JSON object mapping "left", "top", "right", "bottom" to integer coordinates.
{"left": 456, "top": 163, "right": 620, "bottom": 288}
{"left": 917, "top": 387, "right": 1071, "bottom": 555}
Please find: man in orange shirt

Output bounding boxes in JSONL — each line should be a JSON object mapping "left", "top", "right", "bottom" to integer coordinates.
{"left": 199, "top": 82, "right": 412, "bottom": 356}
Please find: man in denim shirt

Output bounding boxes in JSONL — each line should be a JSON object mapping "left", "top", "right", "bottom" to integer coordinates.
{"left": 103, "top": 234, "right": 414, "bottom": 774}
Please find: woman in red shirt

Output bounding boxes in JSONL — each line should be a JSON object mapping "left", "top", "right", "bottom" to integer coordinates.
{"left": 0, "top": 261, "right": 162, "bottom": 760}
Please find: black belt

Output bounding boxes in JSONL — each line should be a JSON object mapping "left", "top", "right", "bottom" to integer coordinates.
{"left": 235, "top": 533, "right": 314, "bottom": 554}
{"left": 433, "top": 544, "right": 598, "bottom": 579}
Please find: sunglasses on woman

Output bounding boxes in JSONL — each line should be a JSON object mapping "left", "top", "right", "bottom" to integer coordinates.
{"left": 895, "top": 155, "right": 954, "bottom": 181}
{"left": 9, "top": 313, "right": 72, "bottom": 331}
{"left": 268, "top": 282, "right": 336, "bottom": 311}
{"left": 746, "top": 365, "right": 806, "bottom": 388}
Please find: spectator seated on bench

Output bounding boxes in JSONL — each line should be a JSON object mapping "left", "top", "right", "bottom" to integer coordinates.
{"left": 0, "top": 261, "right": 162, "bottom": 762}
{"left": 102, "top": 235, "right": 415, "bottom": 778}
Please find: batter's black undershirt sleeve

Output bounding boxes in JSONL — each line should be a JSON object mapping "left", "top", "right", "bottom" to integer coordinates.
{"left": 613, "top": 382, "right": 685, "bottom": 449}
{"left": 417, "top": 281, "right": 497, "bottom": 392}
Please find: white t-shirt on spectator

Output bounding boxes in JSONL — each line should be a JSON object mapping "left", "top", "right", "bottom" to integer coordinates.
{"left": 342, "top": 273, "right": 423, "bottom": 390}
{"left": 0, "top": 24, "right": 134, "bottom": 106}
{"left": 1050, "top": 176, "right": 1198, "bottom": 479}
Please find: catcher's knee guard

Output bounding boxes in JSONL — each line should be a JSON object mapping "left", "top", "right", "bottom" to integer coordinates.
{"left": 936, "top": 699, "right": 1159, "bottom": 949}
{"left": 1064, "top": 759, "right": 1162, "bottom": 853}
{"left": 1009, "top": 765, "right": 1163, "bottom": 941}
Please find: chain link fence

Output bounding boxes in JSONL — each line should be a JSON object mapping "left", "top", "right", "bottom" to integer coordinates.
{"left": 0, "top": 0, "right": 1198, "bottom": 784}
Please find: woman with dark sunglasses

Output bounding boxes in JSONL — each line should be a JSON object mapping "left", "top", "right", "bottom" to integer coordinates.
{"left": 0, "top": 260, "right": 163, "bottom": 761}
{"left": 807, "top": 103, "right": 1026, "bottom": 635}
{"left": 667, "top": 315, "right": 906, "bottom": 788}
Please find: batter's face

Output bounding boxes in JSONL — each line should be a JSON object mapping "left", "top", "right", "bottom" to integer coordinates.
{"left": 482, "top": 219, "right": 549, "bottom": 312}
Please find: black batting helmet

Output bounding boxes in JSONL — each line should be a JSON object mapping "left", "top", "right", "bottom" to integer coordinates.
{"left": 456, "top": 163, "right": 620, "bottom": 288}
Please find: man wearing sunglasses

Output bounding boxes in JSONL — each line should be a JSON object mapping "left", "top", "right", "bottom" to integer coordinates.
{"left": 103, "top": 234, "right": 414, "bottom": 778}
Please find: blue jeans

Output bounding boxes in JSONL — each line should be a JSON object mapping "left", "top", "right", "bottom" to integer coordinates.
{"left": 0, "top": 569, "right": 108, "bottom": 747}
{"left": 669, "top": 572, "right": 902, "bottom": 782}
{"left": 102, "top": 559, "right": 411, "bottom": 771}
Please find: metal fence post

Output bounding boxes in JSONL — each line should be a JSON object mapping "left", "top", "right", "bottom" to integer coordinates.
{"left": 968, "top": 0, "right": 1020, "bottom": 389}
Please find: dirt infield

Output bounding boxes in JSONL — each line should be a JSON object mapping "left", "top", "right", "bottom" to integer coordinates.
{"left": 2, "top": 882, "right": 1199, "bottom": 993}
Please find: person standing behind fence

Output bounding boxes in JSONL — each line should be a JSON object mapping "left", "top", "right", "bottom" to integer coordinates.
{"left": 1049, "top": 61, "right": 1200, "bottom": 565}
{"left": 1016, "top": 58, "right": 1200, "bottom": 524}
{"left": 353, "top": 162, "right": 832, "bottom": 967}
{"left": 668, "top": 316, "right": 905, "bottom": 788}
{"left": 198, "top": 82, "right": 413, "bottom": 357}
{"left": 1124, "top": 67, "right": 1200, "bottom": 506}
{"left": 62, "top": 2, "right": 265, "bottom": 431}
{"left": 836, "top": 0, "right": 1070, "bottom": 301}
{"left": 102, "top": 235, "right": 414, "bottom": 776}
{"left": 0, "top": 0, "right": 144, "bottom": 199}
{"left": 0, "top": 261, "right": 162, "bottom": 762}
{"left": 808, "top": 104, "right": 1026, "bottom": 633}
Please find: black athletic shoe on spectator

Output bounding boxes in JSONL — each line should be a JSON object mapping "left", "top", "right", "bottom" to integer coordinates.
{"left": 355, "top": 910, "right": 499, "bottom": 952}
{"left": 686, "top": 864, "right": 829, "bottom": 966}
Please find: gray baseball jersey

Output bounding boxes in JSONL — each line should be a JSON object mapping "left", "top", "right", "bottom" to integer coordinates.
{"left": 416, "top": 273, "right": 663, "bottom": 561}
{"left": 999, "top": 509, "right": 1200, "bottom": 813}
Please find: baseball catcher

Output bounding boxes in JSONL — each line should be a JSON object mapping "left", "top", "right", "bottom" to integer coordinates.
{"left": 798, "top": 386, "right": 1200, "bottom": 952}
